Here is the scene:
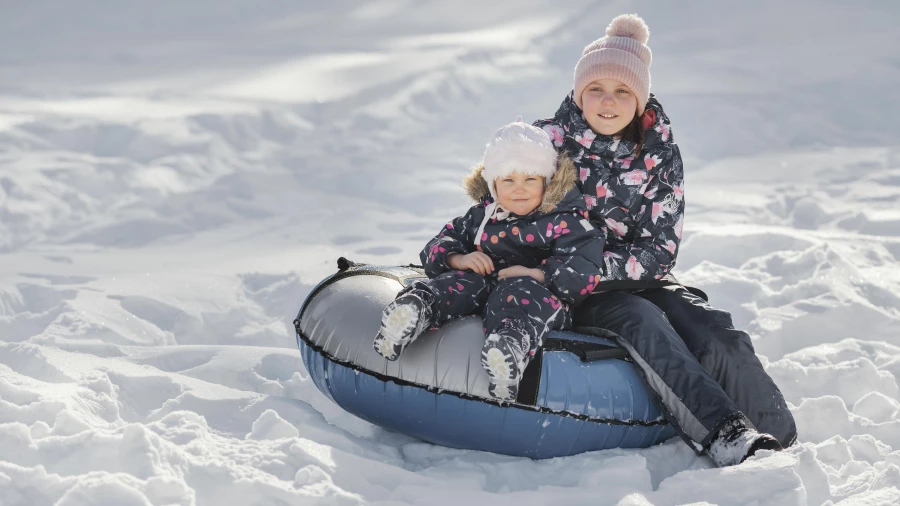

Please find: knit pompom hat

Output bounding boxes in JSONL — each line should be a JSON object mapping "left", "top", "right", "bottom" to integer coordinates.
{"left": 573, "top": 14, "right": 652, "bottom": 114}
{"left": 481, "top": 118, "right": 558, "bottom": 201}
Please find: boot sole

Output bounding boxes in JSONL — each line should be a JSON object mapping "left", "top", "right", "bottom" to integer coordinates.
{"left": 382, "top": 303, "right": 420, "bottom": 342}
{"left": 374, "top": 302, "right": 422, "bottom": 361}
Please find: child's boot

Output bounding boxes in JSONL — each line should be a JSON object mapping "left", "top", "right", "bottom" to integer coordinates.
{"left": 481, "top": 321, "right": 531, "bottom": 402}
{"left": 374, "top": 289, "right": 435, "bottom": 361}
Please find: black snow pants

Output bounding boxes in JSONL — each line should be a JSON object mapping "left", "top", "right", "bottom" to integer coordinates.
{"left": 575, "top": 285, "right": 797, "bottom": 452}
{"left": 407, "top": 270, "right": 571, "bottom": 373}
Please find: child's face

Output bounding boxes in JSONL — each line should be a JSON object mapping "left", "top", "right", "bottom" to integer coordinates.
{"left": 495, "top": 171, "right": 545, "bottom": 215}
{"left": 580, "top": 78, "right": 637, "bottom": 135}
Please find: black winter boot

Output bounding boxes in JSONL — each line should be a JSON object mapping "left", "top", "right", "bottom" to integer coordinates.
{"left": 373, "top": 289, "right": 434, "bottom": 361}
{"left": 708, "top": 418, "right": 783, "bottom": 467}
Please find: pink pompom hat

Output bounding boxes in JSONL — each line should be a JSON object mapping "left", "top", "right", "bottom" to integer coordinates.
{"left": 573, "top": 14, "right": 652, "bottom": 114}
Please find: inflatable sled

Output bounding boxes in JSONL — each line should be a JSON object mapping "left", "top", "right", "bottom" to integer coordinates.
{"left": 293, "top": 259, "right": 676, "bottom": 459}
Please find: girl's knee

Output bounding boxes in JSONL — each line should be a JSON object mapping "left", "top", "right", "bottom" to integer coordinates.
{"left": 701, "top": 329, "right": 757, "bottom": 359}
{"left": 661, "top": 287, "right": 736, "bottom": 329}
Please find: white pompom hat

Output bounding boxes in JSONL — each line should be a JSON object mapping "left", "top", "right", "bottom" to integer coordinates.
{"left": 481, "top": 118, "right": 558, "bottom": 201}
{"left": 573, "top": 13, "right": 652, "bottom": 114}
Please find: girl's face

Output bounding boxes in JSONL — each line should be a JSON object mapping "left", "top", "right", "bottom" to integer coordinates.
{"left": 580, "top": 79, "right": 638, "bottom": 135}
{"left": 495, "top": 171, "right": 545, "bottom": 215}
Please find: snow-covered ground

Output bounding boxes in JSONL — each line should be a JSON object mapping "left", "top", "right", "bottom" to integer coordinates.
{"left": 2, "top": 1, "right": 900, "bottom": 504}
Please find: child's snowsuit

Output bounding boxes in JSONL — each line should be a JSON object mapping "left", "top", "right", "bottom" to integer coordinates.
{"left": 406, "top": 155, "right": 606, "bottom": 387}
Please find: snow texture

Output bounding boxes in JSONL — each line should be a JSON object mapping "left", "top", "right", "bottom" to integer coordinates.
{"left": 1, "top": 1, "right": 900, "bottom": 504}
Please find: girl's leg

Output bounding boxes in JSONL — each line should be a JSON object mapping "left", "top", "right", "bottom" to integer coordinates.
{"left": 374, "top": 271, "right": 489, "bottom": 360}
{"left": 424, "top": 270, "right": 492, "bottom": 324}
{"left": 575, "top": 290, "right": 751, "bottom": 451}
{"left": 635, "top": 286, "right": 798, "bottom": 447}
{"left": 480, "top": 276, "right": 570, "bottom": 400}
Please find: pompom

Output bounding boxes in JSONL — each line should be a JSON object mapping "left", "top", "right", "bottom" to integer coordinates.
{"left": 606, "top": 14, "right": 649, "bottom": 44}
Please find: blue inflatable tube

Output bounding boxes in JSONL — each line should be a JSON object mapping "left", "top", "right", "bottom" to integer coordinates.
{"left": 294, "top": 263, "right": 675, "bottom": 458}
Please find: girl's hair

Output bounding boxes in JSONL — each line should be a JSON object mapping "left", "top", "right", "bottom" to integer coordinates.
{"left": 617, "top": 113, "right": 644, "bottom": 156}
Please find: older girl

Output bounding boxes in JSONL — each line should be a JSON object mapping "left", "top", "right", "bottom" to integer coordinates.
{"left": 533, "top": 14, "right": 796, "bottom": 467}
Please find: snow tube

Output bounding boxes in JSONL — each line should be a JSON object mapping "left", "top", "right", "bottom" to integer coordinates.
{"left": 293, "top": 259, "right": 676, "bottom": 458}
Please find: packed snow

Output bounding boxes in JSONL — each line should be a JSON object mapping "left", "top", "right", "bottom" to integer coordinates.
{"left": 2, "top": 1, "right": 900, "bottom": 504}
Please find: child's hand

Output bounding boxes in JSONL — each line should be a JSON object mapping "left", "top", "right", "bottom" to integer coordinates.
{"left": 447, "top": 252, "right": 494, "bottom": 275}
{"left": 498, "top": 266, "right": 545, "bottom": 283}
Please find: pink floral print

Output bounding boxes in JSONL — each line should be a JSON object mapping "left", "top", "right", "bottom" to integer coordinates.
{"left": 533, "top": 93, "right": 685, "bottom": 283}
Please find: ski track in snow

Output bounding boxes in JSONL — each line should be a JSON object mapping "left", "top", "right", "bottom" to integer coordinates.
{"left": 2, "top": 1, "right": 900, "bottom": 505}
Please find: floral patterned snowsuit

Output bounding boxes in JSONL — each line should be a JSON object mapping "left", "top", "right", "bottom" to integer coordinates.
{"left": 404, "top": 157, "right": 605, "bottom": 383}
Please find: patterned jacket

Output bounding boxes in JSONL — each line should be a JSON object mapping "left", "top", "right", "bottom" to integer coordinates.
{"left": 533, "top": 93, "right": 684, "bottom": 282}
{"left": 421, "top": 156, "right": 606, "bottom": 306}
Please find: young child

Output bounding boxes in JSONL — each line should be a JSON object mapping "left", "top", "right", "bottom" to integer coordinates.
{"left": 373, "top": 120, "right": 605, "bottom": 401}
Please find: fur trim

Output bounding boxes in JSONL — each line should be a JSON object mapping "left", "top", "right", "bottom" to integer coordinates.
{"left": 462, "top": 153, "right": 577, "bottom": 213}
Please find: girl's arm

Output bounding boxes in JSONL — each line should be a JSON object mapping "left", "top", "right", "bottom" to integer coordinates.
{"left": 538, "top": 210, "right": 606, "bottom": 306}
{"left": 601, "top": 143, "right": 685, "bottom": 281}
{"left": 419, "top": 205, "right": 485, "bottom": 278}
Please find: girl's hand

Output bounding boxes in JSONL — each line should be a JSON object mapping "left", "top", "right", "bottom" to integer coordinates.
{"left": 447, "top": 252, "right": 495, "bottom": 275}
{"left": 498, "top": 266, "right": 545, "bottom": 283}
